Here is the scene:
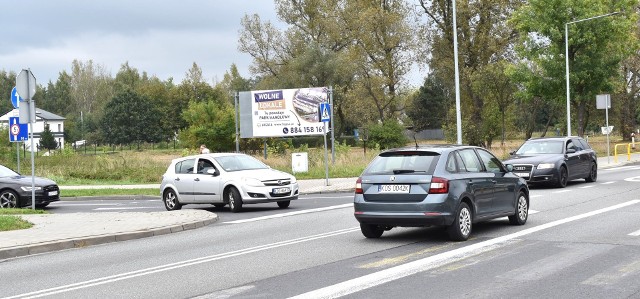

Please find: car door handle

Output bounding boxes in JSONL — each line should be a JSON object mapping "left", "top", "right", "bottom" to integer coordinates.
{"left": 490, "top": 180, "right": 497, "bottom": 184}
{"left": 174, "top": 178, "right": 180, "bottom": 181}
{"left": 194, "top": 178, "right": 200, "bottom": 182}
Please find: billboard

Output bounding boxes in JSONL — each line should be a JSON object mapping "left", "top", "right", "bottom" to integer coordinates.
{"left": 247, "top": 87, "right": 328, "bottom": 137}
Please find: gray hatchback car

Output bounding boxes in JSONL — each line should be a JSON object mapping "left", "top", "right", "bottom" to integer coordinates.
{"left": 354, "top": 145, "right": 529, "bottom": 241}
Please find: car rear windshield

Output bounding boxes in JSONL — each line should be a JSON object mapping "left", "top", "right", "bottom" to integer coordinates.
{"left": 516, "top": 140, "right": 564, "bottom": 154}
{"left": 214, "top": 155, "right": 269, "bottom": 172}
{"left": 362, "top": 151, "right": 439, "bottom": 175}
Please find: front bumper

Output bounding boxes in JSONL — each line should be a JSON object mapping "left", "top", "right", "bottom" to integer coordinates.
{"left": 18, "top": 185, "right": 60, "bottom": 207}
{"left": 239, "top": 182, "right": 300, "bottom": 203}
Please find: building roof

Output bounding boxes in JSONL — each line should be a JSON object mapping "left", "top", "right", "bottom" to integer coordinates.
{"left": 0, "top": 108, "right": 66, "bottom": 122}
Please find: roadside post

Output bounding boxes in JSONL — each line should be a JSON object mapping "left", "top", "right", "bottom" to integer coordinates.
{"left": 320, "top": 102, "right": 331, "bottom": 186}
{"left": 16, "top": 69, "right": 37, "bottom": 209}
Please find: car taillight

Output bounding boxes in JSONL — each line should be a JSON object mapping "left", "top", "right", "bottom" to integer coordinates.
{"left": 429, "top": 177, "right": 448, "bottom": 194}
{"left": 355, "top": 177, "right": 363, "bottom": 194}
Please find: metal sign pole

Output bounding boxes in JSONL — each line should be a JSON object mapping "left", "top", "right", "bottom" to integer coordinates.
{"left": 606, "top": 95, "right": 610, "bottom": 164}
{"left": 17, "top": 142, "right": 20, "bottom": 173}
{"left": 329, "top": 87, "right": 335, "bottom": 164}
{"left": 323, "top": 121, "right": 329, "bottom": 186}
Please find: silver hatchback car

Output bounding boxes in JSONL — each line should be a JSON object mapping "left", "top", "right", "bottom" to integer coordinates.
{"left": 160, "top": 153, "right": 299, "bottom": 212}
{"left": 354, "top": 145, "right": 529, "bottom": 241}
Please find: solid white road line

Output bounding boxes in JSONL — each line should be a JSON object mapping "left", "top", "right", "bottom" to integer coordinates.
{"left": 629, "top": 229, "right": 640, "bottom": 237}
{"left": 223, "top": 204, "right": 353, "bottom": 224}
{"left": 601, "top": 182, "right": 615, "bottom": 185}
{"left": 5, "top": 227, "right": 361, "bottom": 299}
{"left": 289, "top": 200, "right": 640, "bottom": 299}
{"left": 552, "top": 190, "right": 572, "bottom": 194}
{"left": 93, "top": 207, "right": 151, "bottom": 210}
{"left": 579, "top": 185, "right": 594, "bottom": 189}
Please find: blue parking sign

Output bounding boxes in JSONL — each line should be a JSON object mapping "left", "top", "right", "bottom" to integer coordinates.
{"left": 9, "top": 117, "right": 28, "bottom": 142}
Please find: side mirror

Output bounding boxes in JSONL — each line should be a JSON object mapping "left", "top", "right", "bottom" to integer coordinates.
{"left": 566, "top": 148, "right": 576, "bottom": 154}
{"left": 505, "top": 164, "right": 514, "bottom": 172}
{"left": 207, "top": 169, "right": 219, "bottom": 176}
{"left": 509, "top": 151, "right": 516, "bottom": 155}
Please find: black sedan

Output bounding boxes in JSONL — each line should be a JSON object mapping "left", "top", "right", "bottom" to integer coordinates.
{"left": 0, "top": 164, "right": 60, "bottom": 208}
{"left": 503, "top": 136, "right": 597, "bottom": 188}
{"left": 354, "top": 145, "right": 529, "bottom": 241}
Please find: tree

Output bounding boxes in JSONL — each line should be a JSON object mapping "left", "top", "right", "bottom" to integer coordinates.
{"left": 39, "top": 124, "right": 58, "bottom": 151}
{"left": 101, "top": 90, "right": 163, "bottom": 145}
{"left": 180, "top": 99, "right": 236, "bottom": 152}
{"left": 407, "top": 75, "right": 450, "bottom": 132}
{"left": 510, "top": 0, "right": 638, "bottom": 136}
{"left": 417, "top": 0, "right": 522, "bottom": 146}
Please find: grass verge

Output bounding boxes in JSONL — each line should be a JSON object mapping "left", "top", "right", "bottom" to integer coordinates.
{"left": 61, "top": 188, "right": 159, "bottom": 197}
{"left": 0, "top": 209, "right": 47, "bottom": 232}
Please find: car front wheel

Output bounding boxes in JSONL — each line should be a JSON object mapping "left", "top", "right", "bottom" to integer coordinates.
{"left": 163, "top": 189, "right": 182, "bottom": 211}
{"left": 360, "top": 223, "right": 384, "bottom": 238}
{"left": 0, "top": 190, "right": 19, "bottom": 208}
{"left": 447, "top": 202, "right": 472, "bottom": 241}
{"left": 227, "top": 187, "right": 243, "bottom": 213}
{"left": 556, "top": 166, "right": 568, "bottom": 188}
{"left": 509, "top": 191, "right": 528, "bottom": 225}
{"left": 277, "top": 200, "right": 290, "bottom": 209}
{"left": 585, "top": 162, "right": 597, "bottom": 182}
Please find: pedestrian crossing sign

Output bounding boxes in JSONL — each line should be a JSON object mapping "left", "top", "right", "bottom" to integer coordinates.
{"left": 320, "top": 103, "right": 330, "bottom": 122}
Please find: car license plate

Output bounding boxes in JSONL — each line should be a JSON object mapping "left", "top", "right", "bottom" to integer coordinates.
{"left": 378, "top": 184, "right": 410, "bottom": 193}
{"left": 514, "top": 172, "right": 530, "bottom": 178}
{"left": 48, "top": 190, "right": 58, "bottom": 196}
{"left": 272, "top": 187, "right": 290, "bottom": 194}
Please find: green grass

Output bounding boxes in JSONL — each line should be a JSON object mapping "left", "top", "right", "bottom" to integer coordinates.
{"left": 0, "top": 208, "right": 47, "bottom": 232}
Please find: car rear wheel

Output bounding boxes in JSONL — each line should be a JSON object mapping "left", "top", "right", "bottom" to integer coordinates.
{"left": 509, "top": 191, "right": 528, "bottom": 225}
{"left": 556, "top": 166, "right": 568, "bottom": 188}
{"left": 447, "top": 202, "right": 472, "bottom": 241}
{"left": 360, "top": 223, "right": 384, "bottom": 238}
{"left": 585, "top": 162, "right": 597, "bottom": 182}
{"left": 277, "top": 200, "right": 290, "bottom": 209}
{"left": 0, "top": 190, "right": 19, "bottom": 208}
{"left": 163, "top": 189, "right": 182, "bottom": 211}
{"left": 227, "top": 187, "right": 243, "bottom": 213}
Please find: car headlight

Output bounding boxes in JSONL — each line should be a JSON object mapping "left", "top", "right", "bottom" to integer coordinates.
{"left": 537, "top": 163, "right": 555, "bottom": 169}
{"left": 21, "top": 186, "right": 42, "bottom": 191}
{"left": 243, "top": 178, "right": 263, "bottom": 187}
{"left": 290, "top": 177, "right": 297, "bottom": 184}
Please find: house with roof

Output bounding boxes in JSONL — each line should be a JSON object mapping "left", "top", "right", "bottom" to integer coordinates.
{"left": 0, "top": 108, "right": 66, "bottom": 151}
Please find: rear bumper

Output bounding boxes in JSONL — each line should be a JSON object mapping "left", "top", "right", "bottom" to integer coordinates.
{"left": 355, "top": 212, "right": 452, "bottom": 227}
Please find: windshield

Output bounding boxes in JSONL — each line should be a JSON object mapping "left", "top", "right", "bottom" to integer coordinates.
{"left": 363, "top": 151, "right": 439, "bottom": 175}
{"left": 214, "top": 155, "right": 269, "bottom": 172}
{"left": 515, "top": 140, "right": 564, "bottom": 155}
{"left": 0, "top": 165, "right": 19, "bottom": 177}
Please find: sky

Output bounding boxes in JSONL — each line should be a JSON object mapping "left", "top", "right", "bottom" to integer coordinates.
{"left": 0, "top": 0, "right": 282, "bottom": 86}
{"left": 1, "top": 0, "right": 424, "bottom": 89}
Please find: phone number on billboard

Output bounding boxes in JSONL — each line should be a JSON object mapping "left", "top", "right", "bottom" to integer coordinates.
{"left": 283, "top": 126, "right": 324, "bottom": 134}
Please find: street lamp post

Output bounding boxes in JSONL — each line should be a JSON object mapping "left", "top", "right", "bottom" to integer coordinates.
{"left": 565, "top": 12, "right": 620, "bottom": 136}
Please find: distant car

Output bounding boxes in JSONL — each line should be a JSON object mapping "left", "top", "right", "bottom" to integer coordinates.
{"left": 354, "top": 145, "right": 529, "bottom": 241}
{"left": 160, "top": 153, "right": 299, "bottom": 212}
{"left": 503, "top": 136, "right": 597, "bottom": 188}
{"left": 0, "top": 164, "right": 60, "bottom": 208}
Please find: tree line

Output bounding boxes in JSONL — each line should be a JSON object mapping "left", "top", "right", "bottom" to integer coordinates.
{"left": 1, "top": 0, "right": 639, "bottom": 151}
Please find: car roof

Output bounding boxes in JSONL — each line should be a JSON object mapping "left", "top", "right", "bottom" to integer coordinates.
{"left": 171, "top": 152, "right": 245, "bottom": 163}
{"left": 380, "top": 144, "right": 480, "bottom": 155}
{"left": 526, "top": 136, "right": 583, "bottom": 142}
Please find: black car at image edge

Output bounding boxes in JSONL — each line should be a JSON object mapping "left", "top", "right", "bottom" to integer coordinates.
{"left": 0, "top": 164, "right": 60, "bottom": 209}
{"left": 354, "top": 144, "right": 529, "bottom": 241}
{"left": 502, "top": 136, "right": 597, "bottom": 188}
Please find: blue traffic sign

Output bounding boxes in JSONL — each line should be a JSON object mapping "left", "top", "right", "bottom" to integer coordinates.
{"left": 11, "top": 87, "right": 21, "bottom": 109}
{"left": 9, "top": 117, "right": 28, "bottom": 142}
{"left": 320, "top": 103, "right": 331, "bottom": 122}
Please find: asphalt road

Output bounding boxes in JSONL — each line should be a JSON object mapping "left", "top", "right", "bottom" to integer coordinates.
{"left": 2, "top": 164, "right": 640, "bottom": 298}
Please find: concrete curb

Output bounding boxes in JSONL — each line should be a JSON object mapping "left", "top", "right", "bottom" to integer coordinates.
{"left": 0, "top": 214, "right": 218, "bottom": 260}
